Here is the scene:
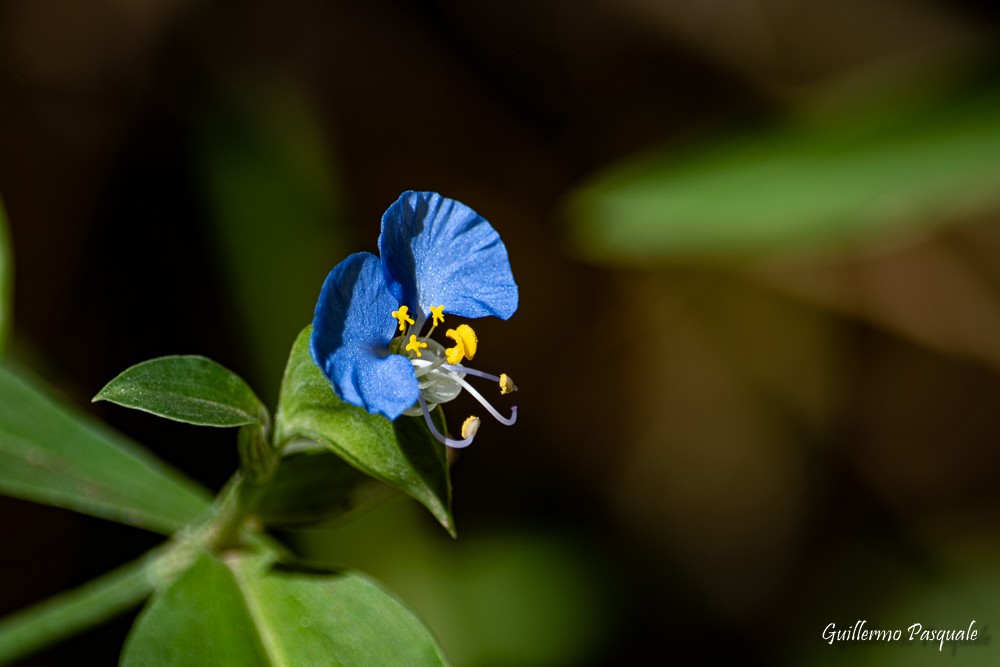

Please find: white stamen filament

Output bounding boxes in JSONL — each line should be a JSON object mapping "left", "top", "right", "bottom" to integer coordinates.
{"left": 437, "top": 367, "right": 517, "bottom": 426}
{"left": 418, "top": 394, "right": 475, "bottom": 448}
{"left": 443, "top": 365, "right": 513, "bottom": 388}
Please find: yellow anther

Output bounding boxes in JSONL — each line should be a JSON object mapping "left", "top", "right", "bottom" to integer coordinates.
{"left": 499, "top": 373, "right": 516, "bottom": 395}
{"left": 430, "top": 305, "right": 445, "bottom": 327}
{"left": 405, "top": 334, "right": 427, "bottom": 357}
{"left": 392, "top": 305, "right": 414, "bottom": 332}
{"left": 461, "top": 415, "right": 481, "bottom": 440}
{"left": 445, "top": 324, "right": 478, "bottom": 364}
{"left": 445, "top": 341, "right": 464, "bottom": 365}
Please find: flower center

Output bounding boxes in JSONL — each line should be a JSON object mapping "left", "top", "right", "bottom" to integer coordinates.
{"left": 390, "top": 305, "right": 516, "bottom": 448}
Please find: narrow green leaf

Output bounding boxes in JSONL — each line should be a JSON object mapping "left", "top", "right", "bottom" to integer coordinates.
{"left": 274, "top": 327, "right": 454, "bottom": 536}
{"left": 95, "top": 355, "right": 267, "bottom": 428}
{"left": 0, "top": 362, "right": 210, "bottom": 534}
{"left": 565, "top": 84, "right": 1000, "bottom": 262}
{"left": 0, "top": 549, "right": 160, "bottom": 666}
{"left": 121, "top": 550, "right": 450, "bottom": 667}
{"left": 0, "top": 195, "right": 12, "bottom": 355}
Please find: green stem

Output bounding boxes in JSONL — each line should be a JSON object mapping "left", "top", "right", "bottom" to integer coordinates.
{"left": 203, "top": 475, "right": 271, "bottom": 552}
{"left": 0, "top": 548, "right": 161, "bottom": 666}
{"left": 198, "top": 420, "right": 283, "bottom": 553}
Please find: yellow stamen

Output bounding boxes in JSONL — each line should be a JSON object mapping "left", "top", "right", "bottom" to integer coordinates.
{"left": 430, "top": 305, "right": 445, "bottom": 327}
{"left": 392, "top": 305, "right": 414, "bottom": 332}
{"left": 461, "top": 416, "right": 481, "bottom": 439}
{"left": 499, "top": 373, "right": 516, "bottom": 395}
{"left": 405, "top": 334, "right": 427, "bottom": 357}
{"left": 445, "top": 344, "right": 464, "bottom": 365}
{"left": 445, "top": 324, "right": 478, "bottom": 364}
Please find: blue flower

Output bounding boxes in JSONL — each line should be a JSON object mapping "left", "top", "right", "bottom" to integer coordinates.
{"left": 310, "top": 191, "right": 518, "bottom": 447}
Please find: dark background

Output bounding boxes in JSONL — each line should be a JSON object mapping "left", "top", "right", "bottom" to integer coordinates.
{"left": 2, "top": 1, "right": 1000, "bottom": 665}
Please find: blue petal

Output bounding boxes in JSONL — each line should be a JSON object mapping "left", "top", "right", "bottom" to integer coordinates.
{"left": 310, "top": 252, "right": 419, "bottom": 420}
{"left": 379, "top": 191, "right": 519, "bottom": 321}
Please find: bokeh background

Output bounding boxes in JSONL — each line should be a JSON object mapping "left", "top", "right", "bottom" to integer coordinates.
{"left": 2, "top": 1, "right": 1000, "bottom": 665}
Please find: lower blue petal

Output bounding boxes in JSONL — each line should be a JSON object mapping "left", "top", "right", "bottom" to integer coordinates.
{"left": 379, "top": 191, "right": 518, "bottom": 321}
{"left": 310, "top": 252, "right": 419, "bottom": 420}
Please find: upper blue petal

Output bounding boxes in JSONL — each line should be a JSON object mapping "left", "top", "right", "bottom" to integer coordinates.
{"left": 310, "top": 252, "right": 419, "bottom": 420}
{"left": 378, "top": 191, "right": 519, "bottom": 322}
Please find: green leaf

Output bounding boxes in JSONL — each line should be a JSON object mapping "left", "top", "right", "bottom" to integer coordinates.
{"left": 256, "top": 446, "right": 393, "bottom": 527}
{"left": 0, "top": 195, "right": 12, "bottom": 355}
{"left": 565, "top": 84, "right": 1000, "bottom": 263}
{"left": 121, "top": 550, "right": 450, "bottom": 667}
{"left": 95, "top": 355, "right": 267, "bottom": 428}
{"left": 121, "top": 551, "right": 268, "bottom": 667}
{"left": 274, "top": 327, "right": 454, "bottom": 536}
{"left": 0, "top": 362, "right": 210, "bottom": 534}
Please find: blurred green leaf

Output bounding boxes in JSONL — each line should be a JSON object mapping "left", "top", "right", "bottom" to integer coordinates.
{"left": 196, "top": 78, "right": 349, "bottom": 401}
{"left": 0, "top": 195, "right": 12, "bottom": 355}
{"left": 121, "top": 550, "right": 450, "bottom": 666}
{"left": 0, "top": 362, "right": 210, "bottom": 534}
{"left": 274, "top": 327, "right": 454, "bottom": 536}
{"left": 566, "top": 85, "right": 1000, "bottom": 262}
{"left": 256, "top": 446, "right": 393, "bottom": 527}
{"left": 296, "top": 499, "right": 617, "bottom": 667}
{"left": 94, "top": 355, "right": 267, "bottom": 428}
